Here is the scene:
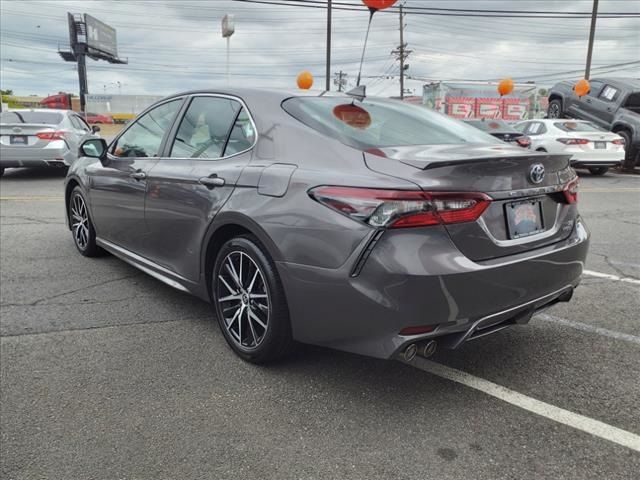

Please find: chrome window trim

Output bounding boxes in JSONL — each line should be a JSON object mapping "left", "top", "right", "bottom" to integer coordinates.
{"left": 165, "top": 93, "right": 258, "bottom": 162}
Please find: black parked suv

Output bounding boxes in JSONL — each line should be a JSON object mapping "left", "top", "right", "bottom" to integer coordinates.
{"left": 547, "top": 77, "right": 640, "bottom": 168}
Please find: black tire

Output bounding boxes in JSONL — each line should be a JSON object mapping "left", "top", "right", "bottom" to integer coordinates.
{"left": 69, "top": 186, "right": 103, "bottom": 257}
{"left": 212, "top": 235, "right": 294, "bottom": 364}
{"left": 0, "top": 167, "right": 4, "bottom": 177}
{"left": 588, "top": 167, "right": 609, "bottom": 176}
{"left": 616, "top": 130, "right": 637, "bottom": 170}
{"left": 547, "top": 99, "right": 563, "bottom": 119}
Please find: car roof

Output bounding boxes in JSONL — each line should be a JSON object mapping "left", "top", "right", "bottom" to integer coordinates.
{"left": 163, "top": 87, "right": 350, "bottom": 103}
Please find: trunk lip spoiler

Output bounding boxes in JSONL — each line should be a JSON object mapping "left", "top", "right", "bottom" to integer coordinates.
{"left": 401, "top": 153, "right": 572, "bottom": 170}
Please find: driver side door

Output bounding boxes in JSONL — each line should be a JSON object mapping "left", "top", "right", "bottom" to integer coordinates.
{"left": 86, "top": 98, "right": 185, "bottom": 253}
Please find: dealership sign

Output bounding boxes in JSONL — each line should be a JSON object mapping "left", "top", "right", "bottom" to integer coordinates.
{"left": 85, "top": 14, "right": 118, "bottom": 58}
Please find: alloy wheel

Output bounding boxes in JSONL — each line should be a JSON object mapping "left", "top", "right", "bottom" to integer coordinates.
{"left": 71, "top": 193, "right": 90, "bottom": 250}
{"left": 216, "top": 251, "right": 270, "bottom": 350}
{"left": 548, "top": 103, "right": 560, "bottom": 118}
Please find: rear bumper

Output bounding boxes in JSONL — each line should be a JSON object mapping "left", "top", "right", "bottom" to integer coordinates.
{"left": 0, "top": 144, "right": 74, "bottom": 168}
{"left": 571, "top": 159, "right": 622, "bottom": 168}
{"left": 278, "top": 218, "right": 589, "bottom": 359}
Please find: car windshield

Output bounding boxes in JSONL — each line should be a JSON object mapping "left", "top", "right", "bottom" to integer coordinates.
{"left": 282, "top": 97, "right": 499, "bottom": 150}
{"left": 0, "top": 111, "right": 63, "bottom": 125}
{"left": 465, "top": 119, "right": 515, "bottom": 133}
{"left": 554, "top": 121, "right": 606, "bottom": 132}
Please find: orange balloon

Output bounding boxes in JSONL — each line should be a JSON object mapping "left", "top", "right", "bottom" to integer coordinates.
{"left": 574, "top": 79, "right": 590, "bottom": 97}
{"left": 497, "top": 78, "right": 514, "bottom": 96}
{"left": 297, "top": 71, "right": 313, "bottom": 90}
{"left": 362, "top": 0, "right": 398, "bottom": 9}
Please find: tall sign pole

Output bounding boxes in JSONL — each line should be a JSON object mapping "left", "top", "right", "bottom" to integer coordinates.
{"left": 222, "top": 15, "right": 235, "bottom": 85}
{"left": 326, "top": 0, "right": 332, "bottom": 90}
{"left": 585, "top": 0, "right": 599, "bottom": 79}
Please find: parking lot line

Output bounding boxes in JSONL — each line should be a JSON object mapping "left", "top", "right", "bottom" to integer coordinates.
{"left": 537, "top": 313, "right": 640, "bottom": 345}
{"left": 583, "top": 269, "right": 640, "bottom": 285}
{"left": 412, "top": 358, "right": 640, "bottom": 453}
{"left": 0, "top": 196, "right": 64, "bottom": 202}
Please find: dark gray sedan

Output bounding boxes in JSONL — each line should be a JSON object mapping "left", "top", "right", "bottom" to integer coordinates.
{"left": 1, "top": 109, "right": 99, "bottom": 176}
{"left": 65, "top": 88, "right": 589, "bottom": 364}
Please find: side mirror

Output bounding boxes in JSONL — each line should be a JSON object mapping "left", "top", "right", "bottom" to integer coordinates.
{"left": 80, "top": 138, "right": 108, "bottom": 159}
{"left": 92, "top": 125, "right": 101, "bottom": 133}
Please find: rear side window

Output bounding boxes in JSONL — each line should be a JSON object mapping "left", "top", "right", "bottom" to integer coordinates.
{"left": 170, "top": 97, "right": 245, "bottom": 159}
{"left": 71, "top": 115, "right": 90, "bottom": 131}
{"left": 224, "top": 108, "right": 256, "bottom": 156}
{"left": 282, "top": 97, "right": 498, "bottom": 150}
{"left": 1, "top": 111, "right": 63, "bottom": 124}
{"left": 112, "top": 99, "right": 182, "bottom": 158}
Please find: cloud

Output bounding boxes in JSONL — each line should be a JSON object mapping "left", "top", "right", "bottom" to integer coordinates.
{"left": 1, "top": 0, "right": 638, "bottom": 97}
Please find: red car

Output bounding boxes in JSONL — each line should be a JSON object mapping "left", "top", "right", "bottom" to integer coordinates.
{"left": 84, "top": 113, "right": 113, "bottom": 124}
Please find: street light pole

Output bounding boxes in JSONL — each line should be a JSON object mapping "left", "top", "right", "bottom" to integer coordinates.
{"left": 326, "top": 0, "right": 332, "bottom": 91}
{"left": 585, "top": 0, "right": 599, "bottom": 79}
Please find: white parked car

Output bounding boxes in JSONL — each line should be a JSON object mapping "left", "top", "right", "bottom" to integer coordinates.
{"left": 513, "top": 119, "right": 625, "bottom": 175}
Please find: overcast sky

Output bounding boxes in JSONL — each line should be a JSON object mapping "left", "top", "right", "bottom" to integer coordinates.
{"left": 1, "top": 0, "right": 639, "bottom": 97}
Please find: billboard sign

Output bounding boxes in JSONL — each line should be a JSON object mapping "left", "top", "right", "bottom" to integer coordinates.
{"left": 85, "top": 14, "right": 118, "bottom": 58}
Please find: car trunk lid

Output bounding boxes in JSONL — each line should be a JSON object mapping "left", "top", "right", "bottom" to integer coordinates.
{"left": 0, "top": 123, "right": 62, "bottom": 148}
{"left": 364, "top": 143, "right": 578, "bottom": 261}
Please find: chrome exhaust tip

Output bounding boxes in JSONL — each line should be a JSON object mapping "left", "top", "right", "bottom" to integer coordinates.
{"left": 420, "top": 340, "right": 437, "bottom": 358}
{"left": 403, "top": 343, "right": 418, "bottom": 362}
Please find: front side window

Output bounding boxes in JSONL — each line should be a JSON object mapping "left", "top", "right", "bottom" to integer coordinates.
{"left": 170, "top": 97, "right": 245, "bottom": 159}
{"left": 282, "top": 97, "right": 499, "bottom": 150}
{"left": 112, "top": 99, "right": 182, "bottom": 158}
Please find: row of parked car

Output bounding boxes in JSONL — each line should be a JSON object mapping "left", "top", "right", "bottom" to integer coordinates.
{"left": 464, "top": 117, "right": 626, "bottom": 176}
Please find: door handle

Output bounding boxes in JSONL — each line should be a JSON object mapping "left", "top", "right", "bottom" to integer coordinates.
{"left": 585, "top": 98, "right": 592, "bottom": 103}
{"left": 130, "top": 171, "right": 146, "bottom": 180}
{"left": 199, "top": 175, "right": 225, "bottom": 188}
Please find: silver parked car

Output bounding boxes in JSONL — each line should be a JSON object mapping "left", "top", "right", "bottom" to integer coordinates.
{"left": 65, "top": 89, "right": 589, "bottom": 364}
{"left": 0, "top": 109, "right": 100, "bottom": 176}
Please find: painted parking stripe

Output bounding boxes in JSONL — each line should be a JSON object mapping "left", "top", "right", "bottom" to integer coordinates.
{"left": 412, "top": 358, "right": 640, "bottom": 452}
{"left": 0, "top": 196, "right": 64, "bottom": 202}
{"left": 583, "top": 269, "right": 640, "bottom": 285}
{"left": 537, "top": 313, "right": 640, "bottom": 345}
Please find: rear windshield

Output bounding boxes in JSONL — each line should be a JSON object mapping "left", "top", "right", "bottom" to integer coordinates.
{"left": 1, "top": 111, "right": 64, "bottom": 125}
{"left": 465, "top": 119, "right": 515, "bottom": 133}
{"left": 282, "top": 97, "right": 499, "bottom": 149}
{"left": 554, "top": 121, "right": 606, "bottom": 132}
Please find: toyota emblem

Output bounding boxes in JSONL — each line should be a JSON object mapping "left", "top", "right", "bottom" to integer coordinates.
{"left": 529, "top": 164, "right": 545, "bottom": 184}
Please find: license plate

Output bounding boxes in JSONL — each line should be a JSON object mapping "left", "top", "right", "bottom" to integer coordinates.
{"left": 10, "top": 135, "right": 28, "bottom": 145}
{"left": 505, "top": 199, "right": 544, "bottom": 239}
{"left": 594, "top": 141, "right": 606, "bottom": 149}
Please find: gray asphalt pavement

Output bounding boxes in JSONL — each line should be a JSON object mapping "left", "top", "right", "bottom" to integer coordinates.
{"left": 1, "top": 167, "right": 639, "bottom": 479}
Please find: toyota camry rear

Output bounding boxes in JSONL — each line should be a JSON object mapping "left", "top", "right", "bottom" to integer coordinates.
{"left": 65, "top": 89, "right": 589, "bottom": 364}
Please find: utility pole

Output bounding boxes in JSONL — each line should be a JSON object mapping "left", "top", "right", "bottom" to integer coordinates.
{"left": 326, "top": 0, "right": 332, "bottom": 91}
{"left": 585, "top": 0, "right": 599, "bottom": 79}
{"left": 334, "top": 70, "right": 347, "bottom": 92}
{"left": 76, "top": 45, "right": 88, "bottom": 112}
{"left": 391, "top": 4, "right": 411, "bottom": 99}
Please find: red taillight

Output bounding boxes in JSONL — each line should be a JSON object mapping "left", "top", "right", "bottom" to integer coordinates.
{"left": 556, "top": 138, "right": 589, "bottom": 145}
{"left": 612, "top": 139, "right": 625, "bottom": 145}
{"left": 36, "top": 130, "right": 67, "bottom": 141}
{"left": 309, "top": 186, "right": 491, "bottom": 228}
{"left": 563, "top": 177, "right": 579, "bottom": 204}
{"left": 516, "top": 136, "right": 531, "bottom": 148}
